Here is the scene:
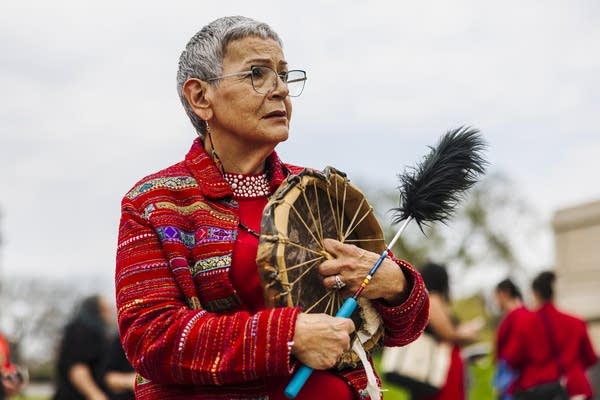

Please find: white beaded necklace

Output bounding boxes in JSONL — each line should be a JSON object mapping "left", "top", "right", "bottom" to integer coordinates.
{"left": 223, "top": 172, "right": 270, "bottom": 198}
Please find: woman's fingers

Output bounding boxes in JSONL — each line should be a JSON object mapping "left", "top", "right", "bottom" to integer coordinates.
{"left": 318, "top": 238, "right": 406, "bottom": 302}
{"left": 318, "top": 258, "right": 341, "bottom": 277}
{"left": 318, "top": 239, "right": 371, "bottom": 290}
{"left": 322, "top": 238, "right": 361, "bottom": 257}
{"left": 291, "top": 313, "right": 355, "bottom": 370}
{"left": 322, "top": 274, "right": 349, "bottom": 292}
{"left": 318, "top": 239, "right": 363, "bottom": 276}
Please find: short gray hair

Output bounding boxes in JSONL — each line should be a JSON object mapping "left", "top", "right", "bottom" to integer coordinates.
{"left": 177, "top": 16, "right": 283, "bottom": 136}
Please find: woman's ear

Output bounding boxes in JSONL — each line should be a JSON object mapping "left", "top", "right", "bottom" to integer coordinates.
{"left": 183, "top": 78, "right": 213, "bottom": 121}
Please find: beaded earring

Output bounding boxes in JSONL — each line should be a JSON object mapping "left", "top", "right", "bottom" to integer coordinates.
{"left": 205, "top": 123, "right": 225, "bottom": 175}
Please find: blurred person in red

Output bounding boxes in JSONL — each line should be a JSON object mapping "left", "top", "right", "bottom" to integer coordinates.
{"left": 493, "top": 278, "right": 528, "bottom": 399}
{"left": 53, "top": 295, "right": 113, "bottom": 400}
{"left": 501, "top": 271, "right": 597, "bottom": 399}
{"left": 501, "top": 301, "right": 564, "bottom": 399}
{"left": 0, "top": 332, "right": 25, "bottom": 399}
{"left": 531, "top": 271, "right": 598, "bottom": 400}
{"left": 417, "top": 262, "right": 481, "bottom": 400}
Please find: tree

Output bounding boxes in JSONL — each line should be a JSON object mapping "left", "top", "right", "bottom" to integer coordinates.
{"left": 1, "top": 277, "right": 80, "bottom": 363}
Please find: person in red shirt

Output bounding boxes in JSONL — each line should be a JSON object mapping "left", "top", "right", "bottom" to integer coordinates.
{"left": 115, "top": 16, "right": 429, "bottom": 400}
{"left": 501, "top": 270, "right": 598, "bottom": 400}
{"left": 494, "top": 278, "right": 529, "bottom": 399}
{"left": 500, "top": 300, "right": 563, "bottom": 398}
{"left": 532, "top": 271, "right": 598, "bottom": 400}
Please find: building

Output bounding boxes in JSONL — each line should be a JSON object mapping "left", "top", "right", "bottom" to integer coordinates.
{"left": 553, "top": 199, "right": 600, "bottom": 390}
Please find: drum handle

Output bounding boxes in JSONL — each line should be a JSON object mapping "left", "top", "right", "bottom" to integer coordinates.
{"left": 285, "top": 218, "right": 412, "bottom": 398}
{"left": 284, "top": 298, "right": 358, "bottom": 399}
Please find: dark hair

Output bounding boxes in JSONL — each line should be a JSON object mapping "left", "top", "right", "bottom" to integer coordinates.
{"left": 69, "top": 295, "right": 108, "bottom": 334}
{"left": 495, "top": 278, "right": 522, "bottom": 300}
{"left": 532, "top": 271, "right": 556, "bottom": 302}
{"left": 420, "top": 262, "right": 450, "bottom": 300}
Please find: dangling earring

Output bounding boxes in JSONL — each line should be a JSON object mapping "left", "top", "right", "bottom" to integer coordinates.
{"left": 205, "top": 123, "right": 225, "bottom": 175}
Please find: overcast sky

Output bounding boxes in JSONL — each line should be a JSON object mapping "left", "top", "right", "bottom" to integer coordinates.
{"left": 1, "top": 1, "right": 599, "bottom": 290}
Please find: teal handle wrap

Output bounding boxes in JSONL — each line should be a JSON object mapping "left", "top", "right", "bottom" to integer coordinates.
{"left": 335, "top": 297, "right": 358, "bottom": 318}
{"left": 283, "top": 365, "right": 312, "bottom": 399}
{"left": 284, "top": 298, "right": 358, "bottom": 398}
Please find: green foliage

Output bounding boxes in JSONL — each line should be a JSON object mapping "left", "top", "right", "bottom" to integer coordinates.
{"left": 27, "top": 360, "right": 54, "bottom": 382}
{"left": 16, "top": 397, "right": 49, "bottom": 400}
{"left": 468, "top": 356, "right": 496, "bottom": 400}
{"left": 452, "top": 295, "right": 494, "bottom": 342}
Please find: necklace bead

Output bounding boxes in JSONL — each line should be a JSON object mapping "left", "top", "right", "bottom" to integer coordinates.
{"left": 223, "top": 172, "right": 270, "bottom": 198}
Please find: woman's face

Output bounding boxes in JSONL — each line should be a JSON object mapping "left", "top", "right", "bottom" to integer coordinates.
{"left": 494, "top": 290, "right": 509, "bottom": 313}
{"left": 207, "top": 36, "right": 292, "bottom": 148}
{"left": 98, "top": 296, "right": 114, "bottom": 325}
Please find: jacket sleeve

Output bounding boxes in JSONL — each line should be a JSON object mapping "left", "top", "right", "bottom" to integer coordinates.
{"left": 501, "top": 314, "right": 530, "bottom": 369}
{"left": 579, "top": 321, "right": 598, "bottom": 369}
{"left": 371, "top": 256, "right": 429, "bottom": 347}
{"left": 115, "top": 202, "right": 300, "bottom": 386}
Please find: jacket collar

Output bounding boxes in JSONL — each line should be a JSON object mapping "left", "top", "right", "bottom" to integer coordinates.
{"left": 539, "top": 301, "right": 557, "bottom": 314}
{"left": 184, "top": 137, "right": 289, "bottom": 199}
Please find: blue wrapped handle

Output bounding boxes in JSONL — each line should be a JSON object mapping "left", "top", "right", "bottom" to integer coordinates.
{"left": 284, "top": 297, "right": 358, "bottom": 398}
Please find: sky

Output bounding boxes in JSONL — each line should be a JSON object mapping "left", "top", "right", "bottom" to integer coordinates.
{"left": 1, "top": 1, "right": 599, "bottom": 294}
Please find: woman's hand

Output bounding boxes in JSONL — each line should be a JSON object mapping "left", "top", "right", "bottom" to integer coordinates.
{"left": 291, "top": 313, "right": 355, "bottom": 370}
{"left": 105, "top": 371, "right": 136, "bottom": 393}
{"left": 2, "top": 373, "right": 24, "bottom": 396}
{"left": 456, "top": 317, "right": 484, "bottom": 343}
{"left": 68, "top": 363, "right": 109, "bottom": 400}
{"left": 318, "top": 239, "right": 406, "bottom": 304}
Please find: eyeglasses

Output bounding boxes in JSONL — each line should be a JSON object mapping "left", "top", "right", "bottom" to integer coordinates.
{"left": 206, "top": 66, "right": 307, "bottom": 97}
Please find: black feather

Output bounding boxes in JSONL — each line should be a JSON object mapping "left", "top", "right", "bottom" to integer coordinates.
{"left": 391, "top": 126, "right": 488, "bottom": 229}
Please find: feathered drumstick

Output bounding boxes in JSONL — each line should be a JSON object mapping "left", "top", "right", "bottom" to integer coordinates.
{"left": 284, "top": 126, "right": 488, "bottom": 399}
{"left": 392, "top": 126, "right": 488, "bottom": 229}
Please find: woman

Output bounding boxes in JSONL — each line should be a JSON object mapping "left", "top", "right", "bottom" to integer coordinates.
{"left": 417, "top": 262, "right": 480, "bottom": 400}
{"left": 53, "top": 295, "right": 113, "bottom": 400}
{"left": 115, "top": 16, "right": 429, "bottom": 400}
{"left": 531, "top": 271, "right": 597, "bottom": 400}
{"left": 494, "top": 278, "right": 528, "bottom": 400}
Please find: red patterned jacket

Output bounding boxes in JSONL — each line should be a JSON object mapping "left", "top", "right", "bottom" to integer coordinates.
{"left": 115, "top": 138, "right": 429, "bottom": 399}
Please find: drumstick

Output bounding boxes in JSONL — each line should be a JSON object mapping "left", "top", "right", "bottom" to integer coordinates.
{"left": 284, "top": 126, "right": 487, "bottom": 399}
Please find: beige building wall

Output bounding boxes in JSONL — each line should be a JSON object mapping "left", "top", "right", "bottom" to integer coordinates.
{"left": 553, "top": 199, "right": 600, "bottom": 325}
{"left": 553, "top": 199, "right": 600, "bottom": 389}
